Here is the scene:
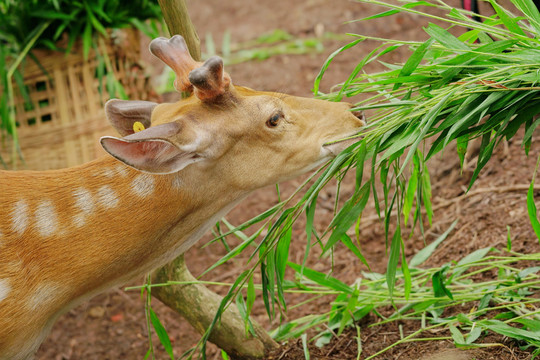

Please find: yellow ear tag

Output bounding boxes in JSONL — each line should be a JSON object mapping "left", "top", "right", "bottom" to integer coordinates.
{"left": 133, "top": 121, "right": 146, "bottom": 133}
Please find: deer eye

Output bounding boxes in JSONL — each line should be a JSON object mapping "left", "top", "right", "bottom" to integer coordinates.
{"left": 266, "top": 113, "right": 281, "bottom": 128}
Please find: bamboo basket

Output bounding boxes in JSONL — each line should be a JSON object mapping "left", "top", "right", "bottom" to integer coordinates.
{"left": 1, "top": 29, "right": 157, "bottom": 171}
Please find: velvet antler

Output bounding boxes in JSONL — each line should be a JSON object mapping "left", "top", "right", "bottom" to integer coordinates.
{"left": 149, "top": 35, "right": 232, "bottom": 102}
{"left": 149, "top": 35, "right": 201, "bottom": 93}
{"left": 188, "top": 56, "right": 231, "bottom": 101}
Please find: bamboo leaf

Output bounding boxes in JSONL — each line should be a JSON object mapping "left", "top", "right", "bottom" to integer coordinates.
{"left": 403, "top": 160, "right": 419, "bottom": 225}
{"left": 421, "top": 165, "right": 433, "bottom": 225}
{"left": 432, "top": 265, "right": 454, "bottom": 299}
{"left": 149, "top": 308, "right": 174, "bottom": 360}
{"left": 479, "top": 319, "right": 540, "bottom": 342}
{"left": 449, "top": 324, "right": 465, "bottom": 345}
{"left": 394, "top": 38, "right": 434, "bottom": 90}
{"left": 313, "top": 38, "right": 364, "bottom": 95}
{"left": 527, "top": 157, "right": 540, "bottom": 242}
{"left": 424, "top": 23, "right": 470, "bottom": 51}
{"left": 386, "top": 226, "right": 401, "bottom": 297}
{"left": 288, "top": 262, "right": 353, "bottom": 294}
{"left": 513, "top": 0, "right": 540, "bottom": 34}
{"left": 489, "top": 0, "right": 526, "bottom": 35}
{"left": 410, "top": 219, "right": 458, "bottom": 267}
{"left": 358, "top": 1, "right": 435, "bottom": 21}
{"left": 324, "top": 182, "right": 371, "bottom": 253}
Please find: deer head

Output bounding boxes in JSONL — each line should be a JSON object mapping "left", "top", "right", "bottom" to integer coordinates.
{"left": 101, "top": 35, "right": 365, "bottom": 191}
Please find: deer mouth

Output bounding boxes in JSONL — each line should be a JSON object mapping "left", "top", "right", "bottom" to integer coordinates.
{"left": 322, "top": 132, "right": 363, "bottom": 156}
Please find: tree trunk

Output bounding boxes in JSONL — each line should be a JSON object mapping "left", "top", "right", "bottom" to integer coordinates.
{"left": 153, "top": 256, "right": 277, "bottom": 360}
{"left": 150, "top": 1, "right": 278, "bottom": 358}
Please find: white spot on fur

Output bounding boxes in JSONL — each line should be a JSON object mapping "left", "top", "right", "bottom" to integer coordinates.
{"left": 73, "top": 188, "right": 94, "bottom": 227}
{"left": 171, "top": 175, "right": 183, "bottom": 189}
{"left": 0, "top": 279, "right": 11, "bottom": 303}
{"left": 11, "top": 200, "right": 29, "bottom": 235}
{"left": 131, "top": 174, "right": 155, "bottom": 197}
{"left": 115, "top": 164, "right": 128, "bottom": 177}
{"left": 102, "top": 168, "right": 116, "bottom": 178}
{"left": 35, "top": 201, "right": 58, "bottom": 237}
{"left": 28, "top": 283, "right": 59, "bottom": 310}
{"left": 97, "top": 185, "right": 119, "bottom": 209}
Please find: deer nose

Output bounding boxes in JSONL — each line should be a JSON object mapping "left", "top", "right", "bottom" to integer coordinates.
{"left": 352, "top": 110, "right": 366, "bottom": 125}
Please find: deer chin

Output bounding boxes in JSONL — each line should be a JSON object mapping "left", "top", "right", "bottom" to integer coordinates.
{"left": 322, "top": 133, "right": 362, "bottom": 156}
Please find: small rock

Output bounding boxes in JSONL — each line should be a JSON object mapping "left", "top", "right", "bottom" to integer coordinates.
{"left": 88, "top": 306, "right": 105, "bottom": 318}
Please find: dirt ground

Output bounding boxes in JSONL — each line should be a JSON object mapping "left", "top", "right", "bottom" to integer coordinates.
{"left": 36, "top": 0, "right": 539, "bottom": 359}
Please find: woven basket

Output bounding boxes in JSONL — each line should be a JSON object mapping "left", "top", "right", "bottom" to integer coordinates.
{"left": 1, "top": 29, "right": 157, "bottom": 171}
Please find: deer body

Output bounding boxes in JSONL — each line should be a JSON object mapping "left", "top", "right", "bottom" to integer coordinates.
{"left": 0, "top": 36, "right": 364, "bottom": 359}
{"left": 0, "top": 156, "right": 248, "bottom": 360}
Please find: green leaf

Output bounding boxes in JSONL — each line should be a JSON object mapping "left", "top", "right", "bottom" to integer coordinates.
{"left": 456, "top": 134, "right": 468, "bottom": 170}
{"left": 432, "top": 265, "right": 453, "bottom": 299}
{"left": 288, "top": 262, "right": 353, "bottom": 294}
{"left": 479, "top": 319, "right": 540, "bottom": 342}
{"left": 514, "top": 318, "right": 540, "bottom": 332}
{"left": 149, "top": 308, "right": 174, "bottom": 360}
{"left": 424, "top": 23, "right": 470, "bottom": 51}
{"left": 82, "top": 20, "right": 92, "bottom": 60}
{"left": 513, "top": 0, "right": 540, "bottom": 34}
{"left": 401, "top": 240, "right": 411, "bottom": 299}
{"left": 386, "top": 226, "right": 401, "bottom": 297}
{"left": 449, "top": 324, "right": 465, "bottom": 345}
{"left": 453, "top": 247, "right": 493, "bottom": 277}
{"left": 246, "top": 275, "right": 255, "bottom": 316}
{"left": 324, "top": 182, "right": 371, "bottom": 252}
{"left": 358, "top": 1, "right": 434, "bottom": 21}
{"left": 489, "top": 0, "right": 526, "bottom": 35}
{"left": 528, "top": 159, "right": 540, "bottom": 242}
{"left": 341, "top": 234, "right": 370, "bottom": 270}
{"left": 313, "top": 38, "right": 364, "bottom": 95}
{"left": 466, "top": 326, "right": 482, "bottom": 344}
{"left": 421, "top": 166, "right": 433, "bottom": 225}
{"left": 355, "top": 140, "right": 367, "bottom": 190}
{"left": 507, "top": 225, "right": 512, "bottom": 251}
{"left": 394, "top": 38, "right": 434, "bottom": 90}
{"left": 403, "top": 160, "right": 419, "bottom": 225}
{"left": 410, "top": 220, "right": 458, "bottom": 267}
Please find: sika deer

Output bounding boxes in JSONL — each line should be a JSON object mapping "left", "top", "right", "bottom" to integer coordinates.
{"left": 0, "top": 35, "right": 364, "bottom": 359}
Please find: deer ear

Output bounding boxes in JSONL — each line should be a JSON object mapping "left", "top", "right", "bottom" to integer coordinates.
{"left": 100, "top": 122, "right": 203, "bottom": 174}
{"left": 105, "top": 99, "right": 158, "bottom": 136}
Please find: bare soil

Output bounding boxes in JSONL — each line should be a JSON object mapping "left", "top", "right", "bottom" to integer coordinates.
{"left": 37, "top": 0, "right": 539, "bottom": 359}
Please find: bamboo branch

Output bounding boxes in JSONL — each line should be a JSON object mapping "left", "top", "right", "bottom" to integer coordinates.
{"left": 157, "top": 0, "right": 201, "bottom": 61}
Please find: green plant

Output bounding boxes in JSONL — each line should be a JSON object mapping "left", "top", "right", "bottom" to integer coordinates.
{"left": 218, "top": 0, "right": 540, "bottom": 315}
{"left": 0, "top": 0, "right": 162, "bottom": 164}
{"left": 183, "top": 0, "right": 540, "bottom": 357}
